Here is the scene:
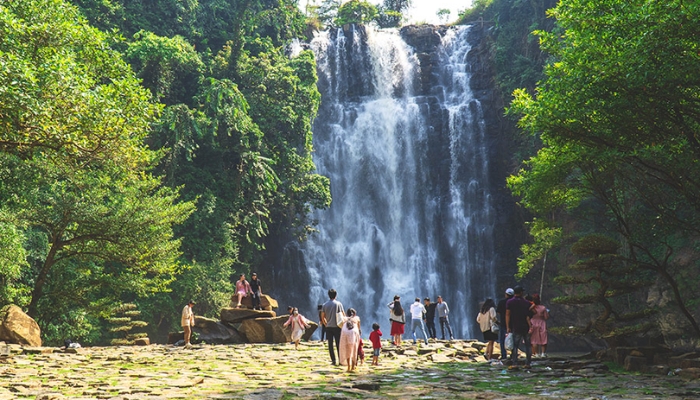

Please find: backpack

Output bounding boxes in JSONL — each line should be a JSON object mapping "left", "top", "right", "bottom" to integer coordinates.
{"left": 345, "top": 319, "right": 355, "bottom": 330}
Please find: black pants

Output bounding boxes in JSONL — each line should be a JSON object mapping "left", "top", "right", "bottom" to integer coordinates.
{"left": 320, "top": 325, "right": 326, "bottom": 341}
{"left": 326, "top": 326, "right": 342, "bottom": 364}
{"left": 425, "top": 319, "right": 437, "bottom": 339}
{"left": 251, "top": 290, "right": 261, "bottom": 309}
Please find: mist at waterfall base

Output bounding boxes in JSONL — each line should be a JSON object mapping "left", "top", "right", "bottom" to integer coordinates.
{"left": 277, "top": 25, "right": 511, "bottom": 340}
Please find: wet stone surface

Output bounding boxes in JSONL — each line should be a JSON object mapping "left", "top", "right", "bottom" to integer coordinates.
{"left": 0, "top": 340, "right": 697, "bottom": 399}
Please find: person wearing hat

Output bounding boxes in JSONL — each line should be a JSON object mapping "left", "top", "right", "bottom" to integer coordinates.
{"left": 181, "top": 300, "right": 195, "bottom": 348}
{"left": 496, "top": 288, "right": 514, "bottom": 360}
{"left": 250, "top": 272, "right": 262, "bottom": 310}
{"left": 506, "top": 286, "right": 534, "bottom": 369}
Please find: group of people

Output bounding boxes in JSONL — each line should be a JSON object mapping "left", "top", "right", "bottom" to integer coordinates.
{"left": 476, "top": 286, "right": 549, "bottom": 369}
{"left": 182, "top": 280, "right": 548, "bottom": 371}
{"left": 387, "top": 295, "right": 454, "bottom": 346}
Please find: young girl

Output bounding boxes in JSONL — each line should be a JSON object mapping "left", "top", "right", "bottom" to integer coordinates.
{"left": 283, "top": 307, "right": 310, "bottom": 350}
{"left": 388, "top": 296, "right": 405, "bottom": 346}
{"left": 235, "top": 274, "right": 251, "bottom": 308}
{"left": 476, "top": 298, "right": 498, "bottom": 360}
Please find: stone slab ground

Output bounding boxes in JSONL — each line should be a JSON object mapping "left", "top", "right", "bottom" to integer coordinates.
{"left": 0, "top": 340, "right": 698, "bottom": 399}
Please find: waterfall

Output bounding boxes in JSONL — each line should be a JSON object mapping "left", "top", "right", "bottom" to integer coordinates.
{"left": 302, "top": 25, "right": 497, "bottom": 339}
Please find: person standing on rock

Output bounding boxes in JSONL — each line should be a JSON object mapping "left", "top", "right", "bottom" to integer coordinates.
{"left": 497, "top": 288, "right": 514, "bottom": 360}
{"left": 181, "top": 300, "right": 195, "bottom": 348}
{"left": 235, "top": 274, "right": 252, "bottom": 308}
{"left": 410, "top": 297, "right": 429, "bottom": 345}
{"left": 249, "top": 272, "right": 262, "bottom": 310}
{"left": 423, "top": 297, "right": 437, "bottom": 340}
{"left": 436, "top": 296, "right": 454, "bottom": 340}
{"left": 388, "top": 295, "right": 406, "bottom": 346}
{"left": 506, "top": 286, "right": 533, "bottom": 369}
{"left": 283, "top": 307, "right": 310, "bottom": 350}
{"left": 321, "top": 288, "right": 345, "bottom": 366}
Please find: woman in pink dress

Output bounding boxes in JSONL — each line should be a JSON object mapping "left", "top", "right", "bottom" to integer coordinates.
{"left": 235, "top": 274, "right": 252, "bottom": 308}
{"left": 339, "top": 308, "right": 361, "bottom": 372}
{"left": 529, "top": 294, "right": 549, "bottom": 358}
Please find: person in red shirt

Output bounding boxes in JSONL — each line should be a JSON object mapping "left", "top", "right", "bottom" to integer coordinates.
{"left": 369, "top": 323, "right": 383, "bottom": 366}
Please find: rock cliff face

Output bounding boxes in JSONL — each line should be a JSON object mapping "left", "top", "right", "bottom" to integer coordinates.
{"left": 264, "top": 24, "right": 525, "bottom": 339}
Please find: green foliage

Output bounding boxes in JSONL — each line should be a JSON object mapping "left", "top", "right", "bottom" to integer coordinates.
{"left": 335, "top": 0, "right": 377, "bottom": 26}
{"left": 436, "top": 9, "right": 451, "bottom": 24}
{"left": 508, "top": 0, "right": 700, "bottom": 338}
{"left": 515, "top": 218, "right": 562, "bottom": 279}
{"left": 375, "top": 0, "right": 410, "bottom": 28}
{"left": 106, "top": 303, "right": 148, "bottom": 345}
{"left": 552, "top": 235, "right": 657, "bottom": 341}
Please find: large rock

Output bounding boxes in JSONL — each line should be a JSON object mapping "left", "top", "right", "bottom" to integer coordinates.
{"left": 235, "top": 294, "right": 279, "bottom": 310}
{"left": 0, "top": 305, "right": 41, "bottom": 347}
{"left": 220, "top": 308, "right": 276, "bottom": 324}
{"left": 237, "top": 316, "right": 318, "bottom": 343}
{"left": 193, "top": 316, "right": 245, "bottom": 344}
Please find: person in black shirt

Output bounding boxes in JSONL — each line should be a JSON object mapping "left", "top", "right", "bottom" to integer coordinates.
{"left": 250, "top": 272, "right": 262, "bottom": 310}
{"left": 496, "top": 288, "right": 514, "bottom": 360}
{"left": 423, "top": 297, "right": 437, "bottom": 339}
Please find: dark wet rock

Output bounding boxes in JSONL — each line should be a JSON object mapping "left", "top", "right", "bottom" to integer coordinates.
{"left": 220, "top": 308, "right": 276, "bottom": 324}
{"left": 193, "top": 316, "right": 245, "bottom": 344}
{"left": 624, "top": 355, "right": 648, "bottom": 372}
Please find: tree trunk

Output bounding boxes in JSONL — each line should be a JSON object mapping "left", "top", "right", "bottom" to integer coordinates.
{"left": 27, "top": 237, "right": 61, "bottom": 318}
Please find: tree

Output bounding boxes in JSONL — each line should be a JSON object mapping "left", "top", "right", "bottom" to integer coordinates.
{"left": 0, "top": 0, "right": 194, "bottom": 323}
{"left": 508, "top": 0, "right": 700, "bottom": 338}
{"left": 552, "top": 234, "right": 656, "bottom": 343}
{"left": 436, "top": 8, "right": 451, "bottom": 24}
{"left": 335, "top": 0, "right": 378, "bottom": 26}
{"left": 375, "top": 0, "right": 410, "bottom": 28}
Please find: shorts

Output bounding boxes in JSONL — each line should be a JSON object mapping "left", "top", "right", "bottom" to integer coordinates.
{"left": 373, "top": 348, "right": 381, "bottom": 357}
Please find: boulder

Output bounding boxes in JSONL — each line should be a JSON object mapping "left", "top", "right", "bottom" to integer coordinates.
{"left": 235, "top": 294, "right": 279, "bottom": 310}
{"left": 301, "top": 322, "right": 318, "bottom": 342}
{"left": 238, "top": 316, "right": 318, "bottom": 343}
{"left": 193, "top": 316, "right": 245, "bottom": 344}
{"left": 0, "top": 305, "right": 41, "bottom": 347}
{"left": 679, "top": 367, "right": 700, "bottom": 380}
{"left": 624, "top": 355, "right": 648, "bottom": 373}
{"left": 220, "top": 308, "right": 276, "bottom": 324}
{"left": 134, "top": 338, "right": 150, "bottom": 346}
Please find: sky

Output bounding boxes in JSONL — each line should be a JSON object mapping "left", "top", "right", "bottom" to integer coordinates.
{"left": 302, "top": 0, "right": 475, "bottom": 26}
{"left": 402, "top": 0, "right": 474, "bottom": 24}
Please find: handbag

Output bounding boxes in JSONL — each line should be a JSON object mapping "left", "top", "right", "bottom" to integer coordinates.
{"left": 491, "top": 322, "right": 500, "bottom": 334}
{"left": 505, "top": 333, "right": 514, "bottom": 350}
{"left": 336, "top": 312, "right": 345, "bottom": 326}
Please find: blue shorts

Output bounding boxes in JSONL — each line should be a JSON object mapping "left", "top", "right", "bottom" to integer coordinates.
{"left": 373, "top": 348, "right": 381, "bottom": 357}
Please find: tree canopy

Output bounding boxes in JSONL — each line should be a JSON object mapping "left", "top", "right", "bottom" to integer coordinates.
{"left": 508, "top": 0, "right": 700, "bottom": 339}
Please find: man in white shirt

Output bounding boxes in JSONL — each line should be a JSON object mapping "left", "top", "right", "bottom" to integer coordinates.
{"left": 181, "top": 300, "right": 195, "bottom": 348}
{"left": 409, "top": 297, "right": 429, "bottom": 345}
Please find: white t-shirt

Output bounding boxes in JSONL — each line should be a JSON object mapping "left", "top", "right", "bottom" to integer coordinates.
{"left": 410, "top": 302, "right": 426, "bottom": 320}
{"left": 181, "top": 305, "right": 193, "bottom": 327}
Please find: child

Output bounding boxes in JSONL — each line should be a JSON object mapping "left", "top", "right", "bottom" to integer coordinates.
{"left": 369, "top": 323, "right": 382, "bottom": 366}
{"left": 283, "top": 307, "right": 309, "bottom": 350}
{"left": 357, "top": 338, "right": 365, "bottom": 365}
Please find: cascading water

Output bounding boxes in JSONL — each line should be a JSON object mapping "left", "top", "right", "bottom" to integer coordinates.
{"left": 302, "top": 25, "right": 497, "bottom": 339}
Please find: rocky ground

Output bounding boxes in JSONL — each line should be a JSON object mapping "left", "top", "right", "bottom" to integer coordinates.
{"left": 0, "top": 340, "right": 698, "bottom": 399}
